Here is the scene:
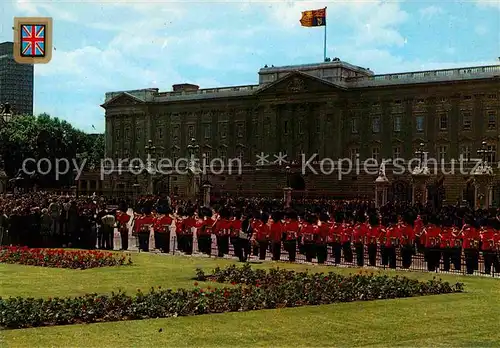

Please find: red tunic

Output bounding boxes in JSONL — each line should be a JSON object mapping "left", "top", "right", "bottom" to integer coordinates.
{"left": 481, "top": 228, "right": 496, "bottom": 251}
{"left": 367, "top": 226, "right": 380, "bottom": 245}
{"left": 154, "top": 214, "right": 172, "bottom": 233}
{"left": 183, "top": 217, "right": 196, "bottom": 235}
{"left": 399, "top": 224, "right": 415, "bottom": 245}
{"left": 255, "top": 223, "right": 271, "bottom": 241}
{"left": 423, "top": 225, "right": 441, "bottom": 248}
{"left": 301, "top": 223, "right": 315, "bottom": 242}
{"left": 385, "top": 226, "right": 401, "bottom": 247}
{"left": 284, "top": 220, "right": 300, "bottom": 240}
{"left": 318, "top": 222, "right": 331, "bottom": 244}
{"left": 341, "top": 223, "right": 352, "bottom": 244}
{"left": 353, "top": 223, "right": 368, "bottom": 244}
{"left": 175, "top": 218, "right": 184, "bottom": 235}
{"left": 140, "top": 215, "right": 155, "bottom": 233}
{"left": 133, "top": 215, "right": 143, "bottom": 234}
{"left": 330, "top": 223, "right": 343, "bottom": 243}
{"left": 270, "top": 221, "right": 283, "bottom": 242}
{"left": 462, "top": 225, "right": 480, "bottom": 249}
{"left": 231, "top": 219, "right": 242, "bottom": 238}
{"left": 200, "top": 218, "right": 215, "bottom": 236}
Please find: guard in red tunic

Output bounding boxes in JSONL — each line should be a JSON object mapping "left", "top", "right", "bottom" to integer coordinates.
{"left": 341, "top": 218, "right": 353, "bottom": 263}
{"left": 270, "top": 212, "right": 284, "bottom": 261}
{"left": 399, "top": 214, "right": 415, "bottom": 269}
{"left": 301, "top": 214, "right": 317, "bottom": 262}
{"left": 231, "top": 210, "right": 244, "bottom": 260}
{"left": 423, "top": 215, "right": 441, "bottom": 272}
{"left": 138, "top": 208, "right": 154, "bottom": 252}
{"left": 116, "top": 209, "right": 131, "bottom": 251}
{"left": 480, "top": 219, "right": 499, "bottom": 275}
{"left": 250, "top": 211, "right": 262, "bottom": 257}
{"left": 367, "top": 214, "right": 380, "bottom": 267}
{"left": 252, "top": 213, "right": 270, "bottom": 260}
{"left": 174, "top": 208, "right": 185, "bottom": 253}
{"left": 182, "top": 209, "right": 197, "bottom": 255}
{"left": 353, "top": 214, "right": 368, "bottom": 267}
{"left": 439, "top": 220, "right": 453, "bottom": 272}
{"left": 461, "top": 217, "right": 480, "bottom": 274}
{"left": 316, "top": 213, "right": 331, "bottom": 264}
{"left": 283, "top": 211, "right": 300, "bottom": 262}
{"left": 330, "top": 212, "right": 344, "bottom": 264}
{"left": 198, "top": 208, "right": 215, "bottom": 256}
{"left": 451, "top": 224, "right": 463, "bottom": 271}
{"left": 214, "top": 209, "right": 230, "bottom": 257}
{"left": 153, "top": 207, "right": 173, "bottom": 253}
{"left": 384, "top": 216, "right": 400, "bottom": 269}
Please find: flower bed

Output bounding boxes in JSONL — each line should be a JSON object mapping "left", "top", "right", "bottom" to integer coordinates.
{"left": 0, "top": 264, "right": 463, "bottom": 330}
{"left": 0, "top": 246, "right": 133, "bottom": 270}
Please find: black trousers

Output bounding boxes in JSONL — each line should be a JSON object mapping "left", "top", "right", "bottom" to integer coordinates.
{"left": 441, "top": 247, "right": 452, "bottom": 272}
{"left": 198, "top": 235, "right": 211, "bottom": 255}
{"left": 464, "top": 248, "right": 479, "bottom": 274}
{"left": 354, "top": 242, "right": 364, "bottom": 267}
{"left": 380, "top": 245, "right": 388, "bottom": 266}
{"left": 483, "top": 250, "right": 500, "bottom": 274}
{"left": 332, "top": 242, "right": 342, "bottom": 264}
{"left": 304, "top": 241, "right": 316, "bottom": 262}
{"left": 271, "top": 241, "right": 281, "bottom": 261}
{"left": 386, "top": 246, "right": 397, "bottom": 269}
{"left": 284, "top": 240, "right": 297, "bottom": 262}
{"left": 426, "top": 248, "right": 441, "bottom": 271}
{"left": 231, "top": 237, "right": 240, "bottom": 259}
{"left": 120, "top": 228, "right": 129, "bottom": 250}
{"left": 452, "top": 247, "right": 462, "bottom": 270}
{"left": 316, "top": 244, "right": 328, "bottom": 264}
{"left": 183, "top": 235, "right": 193, "bottom": 255}
{"left": 216, "top": 236, "right": 229, "bottom": 257}
{"left": 401, "top": 245, "right": 413, "bottom": 269}
{"left": 155, "top": 232, "right": 170, "bottom": 253}
{"left": 258, "top": 241, "right": 269, "bottom": 260}
{"left": 342, "top": 242, "right": 353, "bottom": 263}
{"left": 154, "top": 232, "right": 161, "bottom": 250}
{"left": 102, "top": 225, "right": 113, "bottom": 250}
{"left": 138, "top": 231, "right": 150, "bottom": 252}
{"left": 238, "top": 238, "right": 250, "bottom": 262}
{"left": 367, "top": 244, "right": 377, "bottom": 266}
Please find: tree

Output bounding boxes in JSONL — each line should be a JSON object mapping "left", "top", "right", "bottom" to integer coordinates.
{"left": 0, "top": 113, "right": 104, "bottom": 188}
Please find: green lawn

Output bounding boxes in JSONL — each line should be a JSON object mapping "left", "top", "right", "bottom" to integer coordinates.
{"left": 1, "top": 253, "right": 500, "bottom": 347}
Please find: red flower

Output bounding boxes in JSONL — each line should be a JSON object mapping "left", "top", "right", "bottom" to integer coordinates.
{"left": 231, "top": 281, "right": 236, "bottom": 286}
{"left": 194, "top": 282, "right": 199, "bottom": 287}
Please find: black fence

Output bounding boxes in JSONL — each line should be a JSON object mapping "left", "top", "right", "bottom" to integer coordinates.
{"left": 128, "top": 233, "right": 500, "bottom": 278}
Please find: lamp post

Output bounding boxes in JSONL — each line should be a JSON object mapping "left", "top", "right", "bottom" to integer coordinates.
{"left": 473, "top": 141, "right": 494, "bottom": 209}
{"left": 284, "top": 165, "right": 292, "bottom": 208}
{"left": 144, "top": 139, "right": 156, "bottom": 195}
{"left": 187, "top": 138, "right": 201, "bottom": 200}
{"left": 411, "top": 142, "right": 431, "bottom": 205}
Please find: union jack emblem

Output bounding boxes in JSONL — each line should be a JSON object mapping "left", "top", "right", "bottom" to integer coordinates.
{"left": 20, "top": 25, "right": 45, "bottom": 57}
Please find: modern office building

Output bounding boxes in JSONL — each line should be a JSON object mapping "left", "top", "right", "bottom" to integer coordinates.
{"left": 0, "top": 41, "right": 34, "bottom": 116}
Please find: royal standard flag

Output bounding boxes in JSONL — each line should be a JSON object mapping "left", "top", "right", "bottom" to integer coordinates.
{"left": 299, "top": 7, "right": 326, "bottom": 27}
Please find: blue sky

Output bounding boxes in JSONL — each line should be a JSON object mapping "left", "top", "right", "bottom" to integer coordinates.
{"left": 1, "top": 0, "right": 499, "bottom": 133}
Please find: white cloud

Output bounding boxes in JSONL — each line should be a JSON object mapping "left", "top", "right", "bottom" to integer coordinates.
{"left": 475, "top": 25, "right": 489, "bottom": 35}
{"left": 476, "top": 0, "right": 500, "bottom": 10}
{"left": 419, "top": 5, "right": 444, "bottom": 19}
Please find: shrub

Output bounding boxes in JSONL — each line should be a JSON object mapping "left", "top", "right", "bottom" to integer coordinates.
{"left": 0, "top": 264, "right": 463, "bottom": 329}
{"left": 0, "top": 246, "right": 133, "bottom": 269}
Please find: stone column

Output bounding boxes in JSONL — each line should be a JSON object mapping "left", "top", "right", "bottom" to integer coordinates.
{"left": 283, "top": 187, "right": 292, "bottom": 208}
{"left": 203, "top": 184, "right": 211, "bottom": 207}
{"left": 374, "top": 177, "right": 389, "bottom": 208}
{"left": 473, "top": 174, "right": 494, "bottom": 209}
{"left": 411, "top": 174, "right": 431, "bottom": 205}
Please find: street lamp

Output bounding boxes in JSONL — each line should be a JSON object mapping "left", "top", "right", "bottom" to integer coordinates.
{"left": 187, "top": 138, "right": 200, "bottom": 164}
{"left": 144, "top": 140, "right": 156, "bottom": 195}
{"left": 286, "top": 165, "right": 291, "bottom": 187}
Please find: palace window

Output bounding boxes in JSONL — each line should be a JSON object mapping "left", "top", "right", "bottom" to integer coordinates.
{"left": 372, "top": 116, "right": 381, "bottom": 133}
{"left": 393, "top": 116, "right": 401, "bottom": 132}
{"left": 460, "top": 145, "right": 471, "bottom": 161}
{"left": 253, "top": 121, "right": 259, "bottom": 137}
{"left": 204, "top": 124, "right": 211, "bottom": 139}
{"left": 416, "top": 115, "right": 424, "bottom": 132}
{"left": 125, "top": 128, "right": 130, "bottom": 139}
{"left": 220, "top": 123, "right": 227, "bottom": 138}
{"left": 172, "top": 125, "right": 180, "bottom": 139}
{"left": 188, "top": 125, "right": 195, "bottom": 139}
{"left": 438, "top": 145, "right": 447, "bottom": 162}
{"left": 487, "top": 111, "right": 496, "bottom": 130}
{"left": 298, "top": 119, "right": 304, "bottom": 135}
{"left": 351, "top": 118, "right": 359, "bottom": 134}
{"left": 487, "top": 145, "right": 496, "bottom": 163}
{"left": 350, "top": 148, "right": 359, "bottom": 162}
{"left": 371, "top": 147, "right": 380, "bottom": 161}
{"left": 203, "top": 151, "right": 211, "bottom": 165}
{"left": 393, "top": 146, "right": 401, "bottom": 159}
{"left": 236, "top": 123, "right": 244, "bottom": 138}
{"left": 284, "top": 120, "right": 289, "bottom": 134}
{"left": 417, "top": 99, "right": 425, "bottom": 104}
{"left": 462, "top": 112, "right": 472, "bottom": 130}
{"left": 463, "top": 95, "right": 472, "bottom": 100}
{"left": 219, "top": 149, "right": 227, "bottom": 163}
{"left": 237, "top": 150, "right": 244, "bottom": 163}
{"left": 115, "top": 130, "right": 120, "bottom": 141}
{"left": 158, "top": 127, "right": 163, "bottom": 139}
{"left": 439, "top": 114, "right": 448, "bottom": 130}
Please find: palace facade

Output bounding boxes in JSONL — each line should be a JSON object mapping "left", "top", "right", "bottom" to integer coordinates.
{"left": 100, "top": 59, "right": 500, "bottom": 206}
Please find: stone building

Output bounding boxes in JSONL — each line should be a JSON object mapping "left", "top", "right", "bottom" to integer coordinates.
{"left": 100, "top": 59, "right": 500, "bottom": 206}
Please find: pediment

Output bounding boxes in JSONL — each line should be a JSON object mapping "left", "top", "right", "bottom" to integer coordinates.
{"left": 412, "top": 137, "right": 426, "bottom": 144}
{"left": 483, "top": 135, "right": 498, "bottom": 142}
{"left": 458, "top": 135, "right": 473, "bottom": 142}
{"left": 254, "top": 71, "right": 345, "bottom": 97}
{"left": 101, "top": 93, "right": 145, "bottom": 108}
{"left": 436, "top": 136, "right": 450, "bottom": 143}
{"left": 392, "top": 138, "right": 404, "bottom": 143}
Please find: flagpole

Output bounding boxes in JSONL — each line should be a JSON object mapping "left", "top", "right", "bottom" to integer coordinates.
{"left": 323, "top": 7, "right": 327, "bottom": 62}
